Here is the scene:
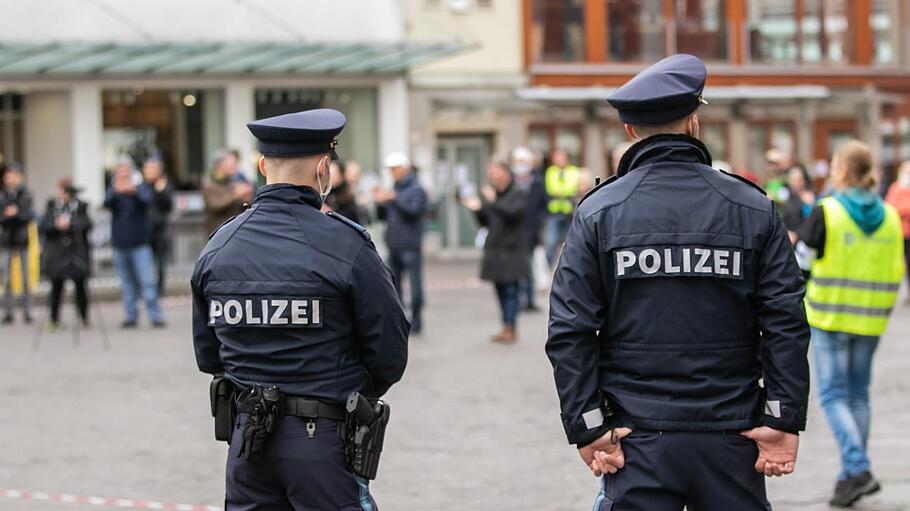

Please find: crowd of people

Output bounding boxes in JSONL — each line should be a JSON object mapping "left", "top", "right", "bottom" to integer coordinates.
{"left": 0, "top": 154, "right": 179, "bottom": 330}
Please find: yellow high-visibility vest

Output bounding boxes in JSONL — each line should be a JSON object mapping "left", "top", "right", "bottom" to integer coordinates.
{"left": 545, "top": 164, "right": 580, "bottom": 215}
{"left": 807, "top": 196, "right": 905, "bottom": 336}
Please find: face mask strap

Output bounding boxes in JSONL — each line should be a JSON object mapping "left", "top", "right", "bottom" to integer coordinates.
{"left": 316, "top": 156, "right": 333, "bottom": 201}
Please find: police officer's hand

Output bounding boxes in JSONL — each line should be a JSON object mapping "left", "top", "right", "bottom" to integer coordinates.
{"left": 578, "top": 427, "right": 632, "bottom": 477}
{"left": 741, "top": 427, "right": 799, "bottom": 477}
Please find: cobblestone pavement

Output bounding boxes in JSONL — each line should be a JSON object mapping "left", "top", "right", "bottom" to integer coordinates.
{"left": 0, "top": 261, "right": 907, "bottom": 510}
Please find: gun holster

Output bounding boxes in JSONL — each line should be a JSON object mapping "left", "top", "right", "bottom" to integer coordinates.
{"left": 210, "top": 375, "right": 236, "bottom": 443}
{"left": 343, "top": 392, "right": 391, "bottom": 480}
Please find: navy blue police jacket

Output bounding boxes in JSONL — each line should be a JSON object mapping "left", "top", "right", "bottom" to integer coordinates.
{"left": 191, "top": 184, "right": 409, "bottom": 402}
{"left": 546, "top": 135, "right": 810, "bottom": 447}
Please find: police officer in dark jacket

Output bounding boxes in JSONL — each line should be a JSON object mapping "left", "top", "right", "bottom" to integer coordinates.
{"left": 192, "top": 108, "right": 409, "bottom": 511}
{"left": 546, "top": 54, "right": 810, "bottom": 510}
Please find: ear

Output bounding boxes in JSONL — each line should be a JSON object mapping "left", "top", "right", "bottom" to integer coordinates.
{"left": 623, "top": 124, "right": 638, "bottom": 141}
{"left": 688, "top": 114, "right": 700, "bottom": 137}
{"left": 258, "top": 156, "right": 267, "bottom": 178}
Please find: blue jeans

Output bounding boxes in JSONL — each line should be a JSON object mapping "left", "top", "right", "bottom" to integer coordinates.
{"left": 388, "top": 249, "right": 423, "bottom": 333}
{"left": 494, "top": 282, "right": 519, "bottom": 327}
{"left": 112, "top": 245, "right": 163, "bottom": 323}
{"left": 544, "top": 215, "right": 571, "bottom": 266}
{"left": 812, "top": 327, "right": 880, "bottom": 480}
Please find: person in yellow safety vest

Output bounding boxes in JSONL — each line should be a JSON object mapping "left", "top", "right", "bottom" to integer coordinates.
{"left": 543, "top": 148, "right": 580, "bottom": 265}
{"left": 794, "top": 140, "right": 905, "bottom": 508}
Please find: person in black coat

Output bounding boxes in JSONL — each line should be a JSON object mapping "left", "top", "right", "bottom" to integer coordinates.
{"left": 1, "top": 163, "right": 33, "bottom": 324}
{"left": 142, "top": 158, "right": 174, "bottom": 296}
{"left": 40, "top": 178, "right": 93, "bottom": 328}
{"left": 462, "top": 161, "right": 529, "bottom": 343}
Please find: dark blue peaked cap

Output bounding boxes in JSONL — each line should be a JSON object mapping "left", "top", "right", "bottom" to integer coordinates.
{"left": 247, "top": 108, "right": 346, "bottom": 157}
{"left": 607, "top": 54, "right": 708, "bottom": 126}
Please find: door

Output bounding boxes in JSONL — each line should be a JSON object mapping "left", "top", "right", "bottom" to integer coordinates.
{"left": 435, "top": 136, "right": 491, "bottom": 251}
{"left": 814, "top": 120, "right": 857, "bottom": 162}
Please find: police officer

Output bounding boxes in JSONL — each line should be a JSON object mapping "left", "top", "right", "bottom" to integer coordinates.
{"left": 545, "top": 54, "right": 810, "bottom": 510}
{"left": 192, "top": 108, "right": 409, "bottom": 511}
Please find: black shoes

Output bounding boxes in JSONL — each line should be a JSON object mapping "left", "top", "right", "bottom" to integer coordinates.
{"left": 151, "top": 320, "right": 167, "bottom": 329}
{"left": 120, "top": 320, "right": 138, "bottom": 329}
{"left": 1, "top": 315, "right": 12, "bottom": 325}
{"left": 829, "top": 471, "right": 881, "bottom": 507}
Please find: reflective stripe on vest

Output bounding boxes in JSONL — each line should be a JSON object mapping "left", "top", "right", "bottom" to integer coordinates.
{"left": 545, "top": 165, "right": 580, "bottom": 215}
{"left": 806, "top": 196, "right": 905, "bottom": 336}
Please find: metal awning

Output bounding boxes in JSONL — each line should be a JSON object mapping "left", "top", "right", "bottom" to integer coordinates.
{"left": 517, "top": 85, "right": 832, "bottom": 102}
{"left": 0, "top": 41, "right": 467, "bottom": 76}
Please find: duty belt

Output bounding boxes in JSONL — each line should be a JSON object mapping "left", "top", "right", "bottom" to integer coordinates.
{"left": 280, "top": 397, "right": 346, "bottom": 421}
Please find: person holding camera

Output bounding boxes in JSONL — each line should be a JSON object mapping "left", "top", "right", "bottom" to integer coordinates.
{"left": 40, "top": 178, "right": 92, "bottom": 330}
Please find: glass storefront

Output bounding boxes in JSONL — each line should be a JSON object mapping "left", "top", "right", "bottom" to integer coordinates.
{"left": 675, "top": 0, "right": 727, "bottom": 61}
{"left": 102, "top": 89, "right": 217, "bottom": 190}
{"left": 254, "top": 88, "right": 379, "bottom": 173}
{"left": 531, "top": 0, "right": 586, "bottom": 62}
{"left": 606, "top": 0, "right": 666, "bottom": 62}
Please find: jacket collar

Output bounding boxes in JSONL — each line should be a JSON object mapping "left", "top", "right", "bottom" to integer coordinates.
{"left": 616, "top": 134, "right": 713, "bottom": 177}
{"left": 394, "top": 172, "right": 417, "bottom": 190}
{"left": 252, "top": 183, "right": 322, "bottom": 209}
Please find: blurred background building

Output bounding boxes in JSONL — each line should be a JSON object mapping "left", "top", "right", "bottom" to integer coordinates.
{"left": 521, "top": 0, "right": 910, "bottom": 181}
{"left": 1, "top": 0, "right": 909, "bottom": 259}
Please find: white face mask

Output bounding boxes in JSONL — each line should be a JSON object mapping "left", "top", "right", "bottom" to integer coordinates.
{"left": 315, "top": 156, "right": 334, "bottom": 201}
{"left": 900, "top": 173, "right": 910, "bottom": 188}
{"left": 512, "top": 163, "right": 532, "bottom": 177}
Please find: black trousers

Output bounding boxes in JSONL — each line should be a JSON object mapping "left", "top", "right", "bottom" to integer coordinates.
{"left": 226, "top": 416, "right": 377, "bottom": 511}
{"left": 49, "top": 277, "right": 88, "bottom": 323}
{"left": 593, "top": 430, "right": 771, "bottom": 511}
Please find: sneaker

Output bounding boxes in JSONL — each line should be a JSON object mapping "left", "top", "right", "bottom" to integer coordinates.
{"left": 829, "top": 471, "right": 881, "bottom": 507}
{"left": 1, "top": 315, "right": 12, "bottom": 325}
{"left": 23, "top": 314, "right": 32, "bottom": 324}
{"left": 47, "top": 322, "right": 65, "bottom": 333}
{"left": 120, "top": 320, "right": 138, "bottom": 329}
{"left": 151, "top": 320, "right": 167, "bottom": 329}
{"left": 522, "top": 303, "right": 541, "bottom": 313}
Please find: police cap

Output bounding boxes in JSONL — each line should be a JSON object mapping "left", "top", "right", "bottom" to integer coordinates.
{"left": 607, "top": 54, "right": 708, "bottom": 126}
{"left": 247, "top": 108, "right": 346, "bottom": 158}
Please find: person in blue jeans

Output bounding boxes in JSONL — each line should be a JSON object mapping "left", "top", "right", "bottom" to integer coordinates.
{"left": 104, "top": 161, "right": 165, "bottom": 328}
{"left": 795, "top": 140, "right": 904, "bottom": 507}
{"left": 375, "top": 152, "right": 427, "bottom": 335}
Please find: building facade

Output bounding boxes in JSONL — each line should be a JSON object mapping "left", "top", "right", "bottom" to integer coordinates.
{"left": 0, "top": 0, "right": 462, "bottom": 210}
{"left": 520, "top": 0, "right": 910, "bottom": 182}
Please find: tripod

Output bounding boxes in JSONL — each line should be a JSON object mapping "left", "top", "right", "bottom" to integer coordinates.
{"left": 31, "top": 279, "right": 111, "bottom": 351}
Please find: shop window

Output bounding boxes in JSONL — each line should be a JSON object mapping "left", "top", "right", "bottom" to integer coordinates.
{"left": 606, "top": 0, "right": 666, "bottom": 62}
{"left": 528, "top": 124, "right": 584, "bottom": 166}
{"left": 0, "top": 93, "right": 25, "bottom": 166}
{"left": 871, "top": 0, "right": 901, "bottom": 65}
{"left": 701, "top": 123, "right": 728, "bottom": 162}
{"left": 255, "top": 88, "right": 379, "bottom": 174}
{"left": 531, "top": 0, "right": 586, "bottom": 62}
{"left": 747, "top": 122, "right": 796, "bottom": 179}
{"left": 675, "top": 0, "right": 727, "bottom": 61}
{"left": 102, "top": 89, "right": 212, "bottom": 190}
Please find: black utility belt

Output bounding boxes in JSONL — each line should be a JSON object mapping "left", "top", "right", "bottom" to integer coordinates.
{"left": 274, "top": 396, "right": 346, "bottom": 421}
